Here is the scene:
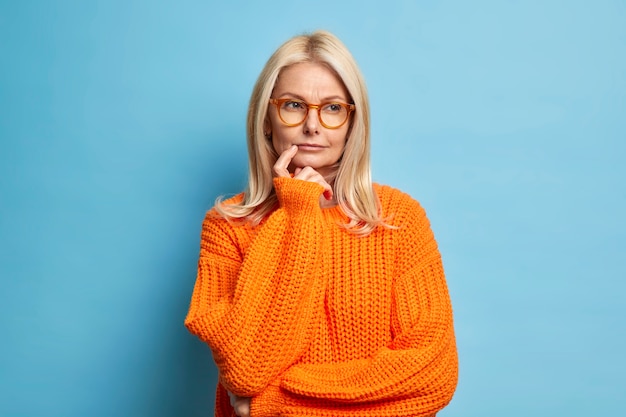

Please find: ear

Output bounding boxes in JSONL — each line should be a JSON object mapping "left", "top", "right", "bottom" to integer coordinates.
{"left": 263, "top": 118, "right": 272, "bottom": 139}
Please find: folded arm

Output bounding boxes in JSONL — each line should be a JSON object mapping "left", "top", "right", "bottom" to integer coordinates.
{"left": 279, "top": 200, "right": 458, "bottom": 413}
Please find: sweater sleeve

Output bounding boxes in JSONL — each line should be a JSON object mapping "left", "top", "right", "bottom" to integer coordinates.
{"left": 184, "top": 177, "right": 330, "bottom": 396}
{"left": 278, "top": 198, "right": 458, "bottom": 414}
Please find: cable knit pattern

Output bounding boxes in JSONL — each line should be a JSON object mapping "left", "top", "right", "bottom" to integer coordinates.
{"left": 185, "top": 177, "right": 458, "bottom": 416}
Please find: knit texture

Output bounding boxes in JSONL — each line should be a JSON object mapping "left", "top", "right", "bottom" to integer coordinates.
{"left": 185, "top": 177, "right": 458, "bottom": 416}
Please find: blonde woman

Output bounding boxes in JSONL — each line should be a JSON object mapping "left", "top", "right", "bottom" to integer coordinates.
{"left": 185, "top": 30, "right": 458, "bottom": 417}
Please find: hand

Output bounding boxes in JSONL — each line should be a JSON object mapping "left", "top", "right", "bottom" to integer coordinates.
{"left": 228, "top": 391, "right": 251, "bottom": 417}
{"left": 273, "top": 145, "right": 333, "bottom": 201}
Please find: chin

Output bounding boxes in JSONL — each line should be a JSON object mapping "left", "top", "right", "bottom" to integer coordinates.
{"left": 293, "top": 156, "right": 325, "bottom": 169}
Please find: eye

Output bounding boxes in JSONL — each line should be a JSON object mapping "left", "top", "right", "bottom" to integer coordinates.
{"left": 323, "top": 103, "right": 344, "bottom": 113}
{"left": 282, "top": 100, "right": 306, "bottom": 111}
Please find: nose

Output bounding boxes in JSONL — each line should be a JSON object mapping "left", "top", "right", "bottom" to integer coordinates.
{"left": 303, "top": 106, "right": 320, "bottom": 134}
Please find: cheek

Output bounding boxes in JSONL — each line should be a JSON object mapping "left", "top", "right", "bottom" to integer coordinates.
{"left": 271, "top": 135, "right": 281, "bottom": 154}
{"left": 332, "top": 129, "right": 349, "bottom": 149}
{"left": 271, "top": 128, "right": 290, "bottom": 154}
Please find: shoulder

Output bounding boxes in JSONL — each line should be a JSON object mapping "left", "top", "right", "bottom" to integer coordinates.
{"left": 219, "top": 192, "right": 246, "bottom": 207}
{"left": 198, "top": 193, "right": 254, "bottom": 255}
{"left": 202, "top": 193, "right": 247, "bottom": 230}
{"left": 373, "top": 183, "right": 426, "bottom": 216}
{"left": 373, "top": 183, "right": 429, "bottom": 228}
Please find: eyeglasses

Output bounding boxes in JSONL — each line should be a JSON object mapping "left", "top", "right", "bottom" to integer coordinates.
{"left": 269, "top": 98, "right": 355, "bottom": 129}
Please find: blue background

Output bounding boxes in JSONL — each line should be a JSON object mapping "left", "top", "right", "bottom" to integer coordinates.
{"left": 1, "top": 1, "right": 624, "bottom": 416}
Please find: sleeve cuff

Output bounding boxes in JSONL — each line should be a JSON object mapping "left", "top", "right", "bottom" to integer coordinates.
{"left": 273, "top": 177, "right": 324, "bottom": 214}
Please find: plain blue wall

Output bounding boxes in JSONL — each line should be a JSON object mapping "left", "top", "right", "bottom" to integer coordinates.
{"left": 1, "top": 1, "right": 624, "bottom": 416}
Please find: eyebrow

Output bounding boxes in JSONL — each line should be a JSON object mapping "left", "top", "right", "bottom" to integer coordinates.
{"left": 276, "top": 92, "right": 349, "bottom": 103}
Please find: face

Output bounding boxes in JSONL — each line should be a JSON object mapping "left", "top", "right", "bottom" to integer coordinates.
{"left": 267, "top": 62, "right": 351, "bottom": 178}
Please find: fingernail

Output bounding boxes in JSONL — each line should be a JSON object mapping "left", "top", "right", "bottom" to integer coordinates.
{"left": 323, "top": 190, "right": 332, "bottom": 200}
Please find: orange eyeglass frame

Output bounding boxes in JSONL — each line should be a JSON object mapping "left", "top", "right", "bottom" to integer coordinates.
{"left": 269, "top": 98, "right": 355, "bottom": 129}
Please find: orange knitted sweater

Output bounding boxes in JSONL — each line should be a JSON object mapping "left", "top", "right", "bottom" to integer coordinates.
{"left": 185, "top": 177, "right": 458, "bottom": 417}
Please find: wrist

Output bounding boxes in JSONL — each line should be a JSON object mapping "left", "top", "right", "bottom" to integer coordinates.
{"left": 273, "top": 177, "right": 324, "bottom": 213}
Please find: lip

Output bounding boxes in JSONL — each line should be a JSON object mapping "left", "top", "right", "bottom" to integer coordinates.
{"left": 295, "top": 143, "right": 326, "bottom": 150}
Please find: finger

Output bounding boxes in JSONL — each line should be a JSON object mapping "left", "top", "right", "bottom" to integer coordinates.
{"left": 293, "top": 167, "right": 333, "bottom": 200}
{"left": 292, "top": 166, "right": 320, "bottom": 181}
{"left": 273, "top": 145, "right": 298, "bottom": 177}
{"left": 233, "top": 397, "right": 251, "bottom": 417}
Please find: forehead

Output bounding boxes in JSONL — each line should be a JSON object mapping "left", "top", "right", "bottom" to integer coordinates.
{"left": 273, "top": 62, "right": 348, "bottom": 99}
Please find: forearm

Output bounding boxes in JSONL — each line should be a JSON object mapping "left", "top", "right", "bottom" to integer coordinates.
{"left": 280, "top": 323, "right": 457, "bottom": 401}
{"left": 278, "top": 207, "right": 457, "bottom": 409}
{"left": 252, "top": 375, "right": 453, "bottom": 417}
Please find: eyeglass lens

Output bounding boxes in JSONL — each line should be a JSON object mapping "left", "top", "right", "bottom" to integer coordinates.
{"left": 279, "top": 100, "right": 349, "bottom": 128}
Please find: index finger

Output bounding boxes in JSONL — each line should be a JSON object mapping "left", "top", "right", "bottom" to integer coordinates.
{"left": 273, "top": 145, "right": 298, "bottom": 177}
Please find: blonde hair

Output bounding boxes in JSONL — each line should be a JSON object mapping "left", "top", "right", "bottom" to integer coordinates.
{"left": 215, "top": 30, "right": 385, "bottom": 235}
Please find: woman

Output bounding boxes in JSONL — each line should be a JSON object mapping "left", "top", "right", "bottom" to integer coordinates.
{"left": 185, "top": 30, "right": 458, "bottom": 417}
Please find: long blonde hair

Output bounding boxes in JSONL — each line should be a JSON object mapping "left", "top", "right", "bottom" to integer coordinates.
{"left": 215, "top": 30, "right": 384, "bottom": 235}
